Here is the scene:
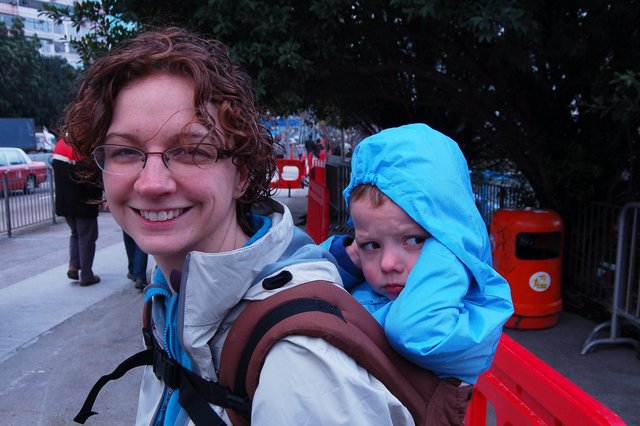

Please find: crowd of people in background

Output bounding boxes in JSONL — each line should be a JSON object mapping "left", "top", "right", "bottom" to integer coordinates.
{"left": 273, "top": 134, "right": 353, "bottom": 164}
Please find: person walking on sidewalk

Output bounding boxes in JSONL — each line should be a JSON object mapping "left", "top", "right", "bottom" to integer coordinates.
{"left": 52, "top": 138, "right": 101, "bottom": 286}
{"left": 123, "top": 231, "right": 148, "bottom": 290}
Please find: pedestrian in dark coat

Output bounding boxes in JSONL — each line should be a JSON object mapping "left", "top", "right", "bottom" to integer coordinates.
{"left": 123, "top": 231, "right": 148, "bottom": 290}
{"left": 52, "top": 138, "right": 102, "bottom": 286}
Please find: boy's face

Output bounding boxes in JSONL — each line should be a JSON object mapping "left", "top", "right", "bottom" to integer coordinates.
{"left": 350, "top": 197, "right": 430, "bottom": 300}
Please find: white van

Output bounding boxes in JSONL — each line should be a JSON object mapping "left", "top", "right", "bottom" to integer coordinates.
{"left": 35, "top": 130, "right": 56, "bottom": 152}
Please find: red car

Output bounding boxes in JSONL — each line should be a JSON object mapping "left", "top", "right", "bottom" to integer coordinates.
{"left": 0, "top": 147, "right": 48, "bottom": 194}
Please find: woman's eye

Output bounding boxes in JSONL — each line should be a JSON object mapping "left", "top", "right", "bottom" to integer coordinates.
{"left": 172, "top": 145, "right": 216, "bottom": 161}
{"left": 110, "top": 147, "right": 141, "bottom": 161}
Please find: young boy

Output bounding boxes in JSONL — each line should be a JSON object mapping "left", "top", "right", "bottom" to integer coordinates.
{"left": 323, "top": 123, "right": 514, "bottom": 386}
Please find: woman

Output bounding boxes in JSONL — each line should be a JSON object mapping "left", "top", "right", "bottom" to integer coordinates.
{"left": 64, "top": 28, "right": 413, "bottom": 425}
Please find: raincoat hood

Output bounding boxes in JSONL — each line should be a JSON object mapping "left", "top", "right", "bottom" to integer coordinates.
{"left": 345, "top": 123, "right": 496, "bottom": 293}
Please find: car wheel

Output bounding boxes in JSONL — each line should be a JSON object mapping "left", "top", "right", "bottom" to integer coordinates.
{"left": 24, "top": 175, "right": 36, "bottom": 194}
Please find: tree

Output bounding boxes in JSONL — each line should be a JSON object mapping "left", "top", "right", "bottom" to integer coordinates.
{"left": 44, "top": 1, "right": 640, "bottom": 217}
{"left": 0, "top": 18, "right": 79, "bottom": 130}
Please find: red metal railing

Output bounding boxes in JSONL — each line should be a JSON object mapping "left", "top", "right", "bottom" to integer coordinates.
{"left": 306, "top": 164, "right": 329, "bottom": 244}
{"left": 465, "top": 333, "right": 625, "bottom": 425}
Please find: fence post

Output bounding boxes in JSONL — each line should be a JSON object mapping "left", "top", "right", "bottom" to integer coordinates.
{"left": 3, "top": 172, "right": 12, "bottom": 237}
{"left": 581, "top": 202, "right": 640, "bottom": 354}
{"left": 48, "top": 167, "right": 56, "bottom": 224}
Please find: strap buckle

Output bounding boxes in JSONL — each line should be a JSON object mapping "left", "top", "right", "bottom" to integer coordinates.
{"left": 224, "top": 392, "right": 251, "bottom": 413}
{"left": 152, "top": 349, "right": 181, "bottom": 389}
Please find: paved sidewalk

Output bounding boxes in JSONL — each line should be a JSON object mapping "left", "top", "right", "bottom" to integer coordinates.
{"left": 0, "top": 187, "right": 638, "bottom": 425}
{"left": 0, "top": 213, "right": 131, "bottom": 364}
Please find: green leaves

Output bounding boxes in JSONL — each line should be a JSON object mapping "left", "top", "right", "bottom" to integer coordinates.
{"left": 42, "top": 0, "right": 138, "bottom": 66}
{"left": 0, "top": 19, "right": 79, "bottom": 129}
{"left": 35, "top": 0, "right": 640, "bottom": 210}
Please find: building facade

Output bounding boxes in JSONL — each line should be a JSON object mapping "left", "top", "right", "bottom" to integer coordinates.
{"left": 0, "top": 0, "right": 86, "bottom": 66}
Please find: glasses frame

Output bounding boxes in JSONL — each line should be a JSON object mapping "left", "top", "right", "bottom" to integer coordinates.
{"left": 92, "top": 143, "right": 233, "bottom": 175}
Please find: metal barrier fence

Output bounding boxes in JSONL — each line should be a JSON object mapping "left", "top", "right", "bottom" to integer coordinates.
{"left": 325, "top": 156, "right": 351, "bottom": 233}
{"left": 581, "top": 202, "right": 640, "bottom": 354}
{"left": 563, "top": 201, "right": 621, "bottom": 315}
{"left": 471, "top": 181, "right": 539, "bottom": 226}
{"left": 1, "top": 167, "right": 56, "bottom": 237}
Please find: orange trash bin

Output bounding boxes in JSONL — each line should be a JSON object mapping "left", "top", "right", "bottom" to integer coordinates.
{"left": 490, "top": 209, "right": 563, "bottom": 329}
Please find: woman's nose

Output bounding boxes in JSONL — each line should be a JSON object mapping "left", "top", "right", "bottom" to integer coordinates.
{"left": 133, "top": 155, "right": 176, "bottom": 194}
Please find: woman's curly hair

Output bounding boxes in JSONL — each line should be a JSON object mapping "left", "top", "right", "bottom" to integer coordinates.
{"left": 63, "top": 27, "right": 276, "bottom": 234}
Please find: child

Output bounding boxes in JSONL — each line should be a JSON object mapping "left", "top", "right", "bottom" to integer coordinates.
{"left": 323, "top": 123, "right": 514, "bottom": 385}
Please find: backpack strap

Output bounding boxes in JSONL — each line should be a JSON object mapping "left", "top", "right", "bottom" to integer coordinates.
{"left": 73, "top": 348, "right": 154, "bottom": 423}
{"left": 74, "top": 300, "right": 250, "bottom": 425}
{"left": 219, "top": 281, "right": 442, "bottom": 425}
{"left": 73, "top": 301, "right": 157, "bottom": 424}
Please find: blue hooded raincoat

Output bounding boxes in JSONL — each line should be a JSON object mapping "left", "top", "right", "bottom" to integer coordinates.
{"left": 324, "top": 123, "right": 514, "bottom": 384}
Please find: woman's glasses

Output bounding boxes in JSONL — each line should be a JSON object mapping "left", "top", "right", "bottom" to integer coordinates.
{"left": 92, "top": 144, "right": 232, "bottom": 175}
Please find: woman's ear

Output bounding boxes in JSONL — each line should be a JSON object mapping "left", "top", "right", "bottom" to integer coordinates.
{"left": 234, "top": 165, "right": 250, "bottom": 199}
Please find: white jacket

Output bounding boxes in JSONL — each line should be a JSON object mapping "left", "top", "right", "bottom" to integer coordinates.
{"left": 135, "top": 200, "right": 414, "bottom": 425}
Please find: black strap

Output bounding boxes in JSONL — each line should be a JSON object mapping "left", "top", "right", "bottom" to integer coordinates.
{"left": 148, "top": 343, "right": 248, "bottom": 425}
{"left": 74, "top": 349, "right": 153, "bottom": 423}
{"left": 74, "top": 339, "right": 249, "bottom": 425}
{"left": 178, "top": 378, "right": 227, "bottom": 426}
{"left": 233, "top": 298, "right": 345, "bottom": 399}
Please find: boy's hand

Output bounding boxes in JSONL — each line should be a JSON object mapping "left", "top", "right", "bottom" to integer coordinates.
{"left": 344, "top": 238, "right": 361, "bottom": 268}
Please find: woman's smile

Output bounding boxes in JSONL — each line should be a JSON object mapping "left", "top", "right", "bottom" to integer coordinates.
{"left": 138, "top": 208, "right": 185, "bottom": 222}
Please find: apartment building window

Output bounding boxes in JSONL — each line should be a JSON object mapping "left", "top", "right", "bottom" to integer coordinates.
{"left": 24, "top": 17, "right": 53, "bottom": 33}
{"left": 39, "top": 38, "right": 53, "bottom": 53}
{"left": 0, "top": 13, "right": 14, "bottom": 26}
{"left": 53, "top": 40, "right": 66, "bottom": 53}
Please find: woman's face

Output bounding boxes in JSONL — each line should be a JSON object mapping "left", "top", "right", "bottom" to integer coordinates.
{"left": 103, "top": 73, "right": 249, "bottom": 273}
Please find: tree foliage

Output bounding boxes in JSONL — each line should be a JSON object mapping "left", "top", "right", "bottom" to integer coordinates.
{"left": 0, "top": 18, "right": 79, "bottom": 130}
{"left": 44, "top": 0, "right": 640, "bottom": 216}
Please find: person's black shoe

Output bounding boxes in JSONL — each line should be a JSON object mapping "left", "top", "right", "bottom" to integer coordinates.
{"left": 67, "top": 269, "right": 79, "bottom": 280}
{"left": 135, "top": 278, "right": 148, "bottom": 290}
{"left": 127, "top": 273, "right": 135, "bottom": 281}
{"left": 80, "top": 275, "right": 101, "bottom": 286}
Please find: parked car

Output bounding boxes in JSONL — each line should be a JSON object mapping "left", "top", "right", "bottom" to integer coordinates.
{"left": 0, "top": 147, "right": 48, "bottom": 194}
{"left": 28, "top": 151, "right": 53, "bottom": 165}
